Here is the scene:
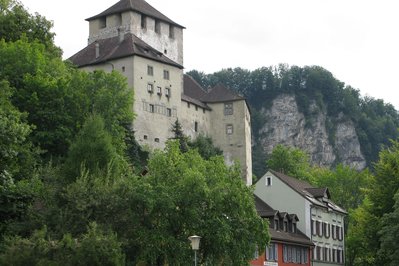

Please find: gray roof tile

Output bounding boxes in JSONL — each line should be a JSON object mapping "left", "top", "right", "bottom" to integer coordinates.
{"left": 86, "top": 0, "right": 184, "bottom": 28}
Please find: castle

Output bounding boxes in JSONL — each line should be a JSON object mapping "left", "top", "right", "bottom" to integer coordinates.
{"left": 69, "top": 0, "right": 253, "bottom": 184}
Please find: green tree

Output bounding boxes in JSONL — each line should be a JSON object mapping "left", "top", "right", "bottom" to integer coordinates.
{"left": 63, "top": 115, "right": 128, "bottom": 183}
{"left": 0, "top": 223, "right": 125, "bottom": 266}
{"left": 171, "top": 119, "right": 188, "bottom": 152}
{"left": 188, "top": 134, "right": 222, "bottom": 160}
{"left": 0, "top": 0, "right": 61, "bottom": 56}
{"left": 266, "top": 144, "right": 312, "bottom": 180}
{"left": 379, "top": 189, "right": 399, "bottom": 266}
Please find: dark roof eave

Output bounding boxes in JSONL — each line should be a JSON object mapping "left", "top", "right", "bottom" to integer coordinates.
{"left": 86, "top": 13, "right": 185, "bottom": 29}
{"left": 72, "top": 53, "right": 183, "bottom": 69}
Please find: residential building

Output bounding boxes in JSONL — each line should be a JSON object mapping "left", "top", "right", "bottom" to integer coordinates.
{"left": 254, "top": 170, "right": 347, "bottom": 265}
{"left": 68, "top": 0, "right": 252, "bottom": 184}
{"left": 251, "top": 195, "right": 314, "bottom": 266}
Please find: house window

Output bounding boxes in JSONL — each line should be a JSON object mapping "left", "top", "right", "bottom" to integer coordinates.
{"left": 318, "top": 220, "right": 323, "bottom": 237}
{"left": 147, "top": 65, "right": 153, "bottom": 76}
{"left": 169, "top": 25, "right": 174, "bottom": 38}
{"left": 147, "top": 83, "right": 154, "bottom": 93}
{"left": 149, "top": 104, "right": 155, "bottom": 113}
{"left": 157, "top": 86, "right": 162, "bottom": 95}
{"left": 332, "top": 225, "right": 336, "bottom": 239}
{"left": 224, "top": 102, "right": 233, "bottom": 115}
{"left": 274, "top": 219, "right": 279, "bottom": 230}
{"left": 266, "top": 176, "right": 272, "bottom": 186}
{"left": 163, "top": 70, "right": 170, "bottom": 80}
{"left": 166, "top": 108, "right": 172, "bottom": 117}
{"left": 265, "top": 243, "right": 278, "bottom": 261}
{"left": 141, "top": 15, "right": 146, "bottom": 29}
{"left": 312, "top": 219, "right": 316, "bottom": 235}
{"left": 165, "top": 87, "right": 171, "bottom": 98}
{"left": 194, "top": 121, "right": 198, "bottom": 132}
{"left": 226, "top": 124, "right": 233, "bottom": 135}
{"left": 324, "top": 222, "right": 330, "bottom": 238}
{"left": 155, "top": 20, "right": 160, "bottom": 33}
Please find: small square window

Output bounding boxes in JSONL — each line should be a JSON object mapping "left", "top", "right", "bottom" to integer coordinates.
{"left": 226, "top": 124, "right": 233, "bottom": 135}
{"left": 143, "top": 135, "right": 148, "bottom": 140}
{"left": 224, "top": 102, "right": 233, "bottom": 115}
{"left": 165, "top": 87, "right": 171, "bottom": 98}
{"left": 154, "top": 137, "right": 160, "bottom": 143}
{"left": 147, "top": 83, "right": 154, "bottom": 93}
{"left": 149, "top": 104, "right": 155, "bottom": 113}
{"left": 169, "top": 25, "right": 174, "bottom": 38}
{"left": 163, "top": 70, "right": 170, "bottom": 80}
{"left": 155, "top": 20, "right": 160, "bottom": 33}
{"left": 141, "top": 15, "right": 146, "bottom": 29}
{"left": 147, "top": 65, "right": 153, "bottom": 76}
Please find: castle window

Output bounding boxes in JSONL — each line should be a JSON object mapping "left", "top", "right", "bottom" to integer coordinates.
{"left": 166, "top": 108, "right": 172, "bottom": 117}
{"left": 147, "top": 83, "right": 153, "bottom": 93}
{"left": 195, "top": 105, "right": 198, "bottom": 111}
{"left": 143, "top": 135, "right": 148, "bottom": 140}
{"left": 203, "top": 108, "right": 205, "bottom": 114}
{"left": 155, "top": 20, "right": 160, "bottom": 33}
{"left": 194, "top": 121, "right": 198, "bottom": 132}
{"left": 154, "top": 137, "right": 159, "bottom": 143}
{"left": 149, "top": 104, "right": 155, "bottom": 113}
{"left": 141, "top": 15, "right": 147, "bottom": 29}
{"left": 169, "top": 25, "right": 174, "bottom": 38}
{"left": 224, "top": 102, "right": 233, "bottom": 115}
{"left": 226, "top": 124, "right": 233, "bottom": 135}
{"left": 99, "top": 17, "right": 106, "bottom": 29}
{"left": 122, "top": 66, "right": 125, "bottom": 72}
{"left": 187, "top": 102, "right": 190, "bottom": 108}
{"left": 165, "top": 87, "right": 171, "bottom": 98}
{"left": 163, "top": 70, "right": 170, "bottom": 80}
{"left": 147, "top": 65, "right": 153, "bottom": 76}
{"left": 157, "top": 86, "right": 162, "bottom": 95}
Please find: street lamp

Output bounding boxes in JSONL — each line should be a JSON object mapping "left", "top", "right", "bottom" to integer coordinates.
{"left": 188, "top": 235, "right": 201, "bottom": 266}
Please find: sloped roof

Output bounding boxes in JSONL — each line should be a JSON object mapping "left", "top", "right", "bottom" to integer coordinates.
{"left": 182, "top": 75, "right": 210, "bottom": 110}
{"left": 254, "top": 195, "right": 277, "bottom": 218}
{"left": 200, "top": 84, "right": 245, "bottom": 103}
{"left": 86, "top": 0, "right": 184, "bottom": 28}
{"left": 305, "top": 187, "right": 330, "bottom": 199}
{"left": 269, "top": 170, "right": 347, "bottom": 214}
{"left": 68, "top": 32, "right": 182, "bottom": 69}
{"left": 270, "top": 228, "right": 314, "bottom": 247}
{"left": 254, "top": 195, "right": 313, "bottom": 247}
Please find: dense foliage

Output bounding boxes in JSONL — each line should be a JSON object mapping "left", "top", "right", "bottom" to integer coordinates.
{"left": 0, "top": 3, "right": 269, "bottom": 265}
{"left": 187, "top": 66, "right": 399, "bottom": 176}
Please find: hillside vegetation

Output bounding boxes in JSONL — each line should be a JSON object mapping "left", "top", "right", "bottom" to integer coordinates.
{"left": 187, "top": 66, "right": 399, "bottom": 175}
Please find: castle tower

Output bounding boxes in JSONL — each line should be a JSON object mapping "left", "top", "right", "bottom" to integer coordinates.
{"left": 86, "top": 0, "right": 184, "bottom": 65}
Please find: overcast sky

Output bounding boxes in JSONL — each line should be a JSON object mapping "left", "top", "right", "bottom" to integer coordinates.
{"left": 25, "top": 0, "right": 399, "bottom": 109}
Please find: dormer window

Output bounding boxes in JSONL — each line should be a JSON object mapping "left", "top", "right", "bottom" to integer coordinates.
{"left": 274, "top": 219, "right": 279, "bottom": 230}
{"left": 283, "top": 221, "right": 288, "bottom": 232}
{"left": 292, "top": 222, "right": 297, "bottom": 233}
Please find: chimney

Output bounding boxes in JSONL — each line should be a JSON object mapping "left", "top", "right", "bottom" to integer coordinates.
{"left": 118, "top": 27, "right": 125, "bottom": 43}
{"left": 95, "top": 42, "right": 100, "bottom": 58}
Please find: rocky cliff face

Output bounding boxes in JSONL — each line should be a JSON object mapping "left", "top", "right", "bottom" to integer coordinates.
{"left": 258, "top": 94, "right": 366, "bottom": 170}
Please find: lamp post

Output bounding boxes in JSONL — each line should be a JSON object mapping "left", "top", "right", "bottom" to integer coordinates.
{"left": 188, "top": 235, "right": 201, "bottom": 266}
